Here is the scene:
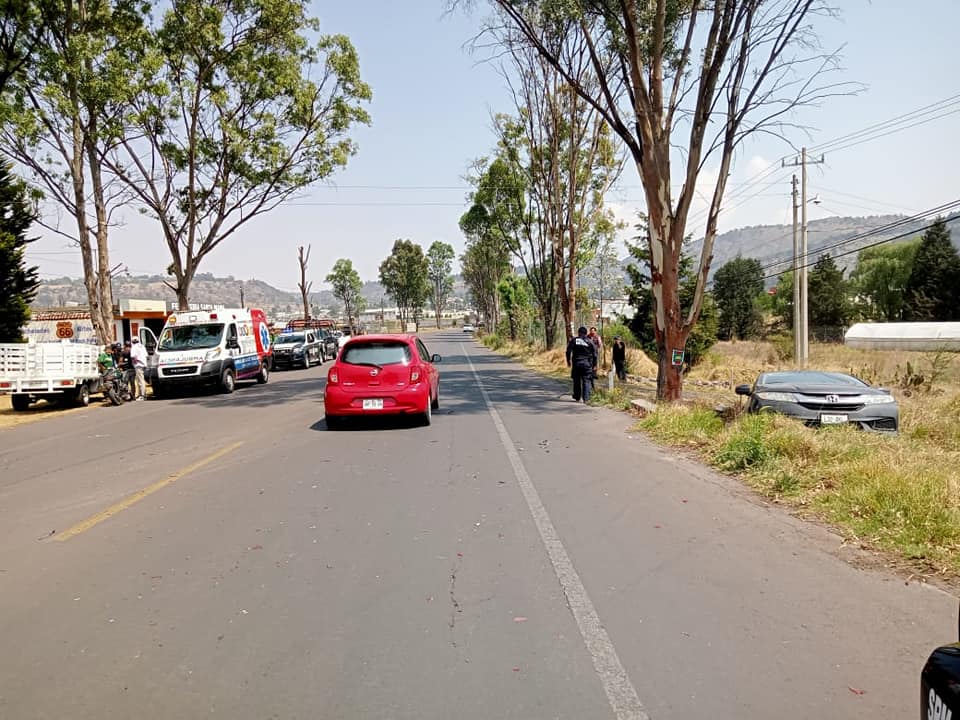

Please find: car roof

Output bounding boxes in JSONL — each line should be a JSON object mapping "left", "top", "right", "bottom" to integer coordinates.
{"left": 344, "top": 333, "right": 417, "bottom": 343}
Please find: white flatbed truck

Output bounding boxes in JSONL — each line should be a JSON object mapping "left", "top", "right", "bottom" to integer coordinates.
{"left": 0, "top": 341, "right": 103, "bottom": 411}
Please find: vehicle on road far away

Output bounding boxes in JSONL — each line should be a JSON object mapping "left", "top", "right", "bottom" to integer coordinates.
{"left": 272, "top": 330, "right": 324, "bottom": 369}
{"left": 324, "top": 334, "right": 441, "bottom": 429}
{"left": 462, "top": 324, "right": 475, "bottom": 333}
{"left": 922, "top": 603, "right": 959, "bottom": 719}
{"left": 735, "top": 370, "right": 898, "bottom": 432}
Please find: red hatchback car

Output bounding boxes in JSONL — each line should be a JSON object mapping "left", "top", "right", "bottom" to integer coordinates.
{"left": 323, "top": 334, "right": 441, "bottom": 428}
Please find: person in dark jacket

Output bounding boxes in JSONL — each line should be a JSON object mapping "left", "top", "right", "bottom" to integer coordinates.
{"left": 566, "top": 326, "right": 597, "bottom": 402}
{"left": 612, "top": 335, "right": 626, "bottom": 381}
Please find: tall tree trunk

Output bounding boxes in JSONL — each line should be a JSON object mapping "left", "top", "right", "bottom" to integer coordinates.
{"left": 176, "top": 261, "right": 197, "bottom": 311}
{"left": 86, "top": 119, "right": 113, "bottom": 345}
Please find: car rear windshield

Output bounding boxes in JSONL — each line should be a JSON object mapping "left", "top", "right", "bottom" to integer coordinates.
{"left": 341, "top": 341, "right": 411, "bottom": 366}
{"left": 275, "top": 333, "right": 305, "bottom": 344}
{"left": 762, "top": 371, "right": 867, "bottom": 387}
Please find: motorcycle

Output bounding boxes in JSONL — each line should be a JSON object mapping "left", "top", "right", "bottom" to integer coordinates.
{"left": 101, "top": 366, "right": 133, "bottom": 405}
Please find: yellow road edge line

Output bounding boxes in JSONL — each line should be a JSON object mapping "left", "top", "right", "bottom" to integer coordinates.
{"left": 52, "top": 440, "right": 245, "bottom": 542}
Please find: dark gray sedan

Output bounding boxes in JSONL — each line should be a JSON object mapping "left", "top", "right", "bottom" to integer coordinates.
{"left": 735, "top": 370, "right": 898, "bottom": 433}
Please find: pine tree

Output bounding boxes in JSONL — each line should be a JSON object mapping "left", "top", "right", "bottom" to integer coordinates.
{"left": 808, "top": 254, "right": 851, "bottom": 332}
{"left": 904, "top": 219, "right": 960, "bottom": 321}
{"left": 0, "top": 162, "right": 39, "bottom": 342}
{"left": 712, "top": 255, "right": 764, "bottom": 340}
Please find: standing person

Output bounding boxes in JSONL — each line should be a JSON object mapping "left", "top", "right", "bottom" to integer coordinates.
{"left": 119, "top": 340, "right": 133, "bottom": 396}
{"left": 587, "top": 326, "right": 603, "bottom": 388}
{"left": 566, "top": 326, "right": 597, "bottom": 403}
{"left": 612, "top": 335, "right": 627, "bottom": 382}
{"left": 129, "top": 337, "right": 148, "bottom": 401}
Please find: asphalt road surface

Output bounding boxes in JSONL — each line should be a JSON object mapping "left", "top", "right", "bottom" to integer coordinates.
{"left": 0, "top": 331, "right": 954, "bottom": 719}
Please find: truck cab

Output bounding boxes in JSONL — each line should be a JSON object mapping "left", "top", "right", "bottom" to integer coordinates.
{"left": 151, "top": 308, "right": 272, "bottom": 397}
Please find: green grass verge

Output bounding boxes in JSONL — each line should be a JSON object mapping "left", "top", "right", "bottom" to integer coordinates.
{"left": 639, "top": 404, "right": 960, "bottom": 576}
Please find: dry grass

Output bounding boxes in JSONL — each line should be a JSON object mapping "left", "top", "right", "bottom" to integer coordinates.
{"left": 0, "top": 393, "right": 99, "bottom": 430}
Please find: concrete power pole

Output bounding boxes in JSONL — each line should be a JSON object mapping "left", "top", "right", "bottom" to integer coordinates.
{"left": 783, "top": 147, "right": 824, "bottom": 367}
{"left": 790, "top": 175, "right": 800, "bottom": 363}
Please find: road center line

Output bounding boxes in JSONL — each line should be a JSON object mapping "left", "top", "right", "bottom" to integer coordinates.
{"left": 52, "top": 441, "right": 244, "bottom": 542}
{"left": 461, "top": 344, "right": 648, "bottom": 720}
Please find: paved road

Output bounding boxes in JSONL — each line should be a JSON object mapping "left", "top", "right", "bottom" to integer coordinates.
{"left": 0, "top": 332, "right": 954, "bottom": 719}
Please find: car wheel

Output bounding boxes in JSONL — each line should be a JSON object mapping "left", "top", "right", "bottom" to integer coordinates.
{"left": 11, "top": 394, "right": 30, "bottom": 412}
{"left": 431, "top": 383, "right": 439, "bottom": 410}
{"left": 421, "top": 395, "right": 432, "bottom": 426}
{"left": 75, "top": 383, "right": 91, "bottom": 407}
{"left": 257, "top": 362, "right": 269, "bottom": 384}
{"left": 303, "top": 354, "right": 311, "bottom": 370}
{"left": 221, "top": 368, "right": 236, "bottom": 394}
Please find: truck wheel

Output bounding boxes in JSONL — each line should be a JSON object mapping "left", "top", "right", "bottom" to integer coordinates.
{"left": 11, "top": 394, "right": 30, "bottom": 412}
{"left": 302, "top": 354, "right": 311, "bottom": 370}
{"left": 75, "top": 384, "right": 91, "bottom": 407}
{"left": 257, "top": 362, "right": 269, "bottom": 384}
{"left": 152, "top": 381, "right": 166, "bottom": 399}
{"left": 221, "top": 368, "right": 236, "bottom": 394}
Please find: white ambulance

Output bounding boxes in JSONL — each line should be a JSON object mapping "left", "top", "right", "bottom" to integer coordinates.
{"left": 152, "top": 308, "right": 273, "bottom": 398}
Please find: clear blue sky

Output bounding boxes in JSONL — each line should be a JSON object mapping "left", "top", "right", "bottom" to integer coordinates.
{"left": 27, "top": 0, "right": 960, "bottom": 294}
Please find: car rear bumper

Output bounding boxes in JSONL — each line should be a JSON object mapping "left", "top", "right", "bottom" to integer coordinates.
{"left": 324, "top": 384, "right": 429, "bottom": 416}
{"left": 753, "top": 400, "right": 898, "bottom": 432}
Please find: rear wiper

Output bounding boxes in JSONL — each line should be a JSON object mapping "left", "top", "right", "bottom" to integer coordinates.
{"left": 349, "top": 361, "right": 383, "bottom": 371}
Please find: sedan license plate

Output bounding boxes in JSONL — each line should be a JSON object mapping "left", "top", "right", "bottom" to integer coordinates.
{"left": 362, "top": 398, "right": 384, "bottom": 410}
{"left": 820, "top": 413, "right": 848, "bottom": 425}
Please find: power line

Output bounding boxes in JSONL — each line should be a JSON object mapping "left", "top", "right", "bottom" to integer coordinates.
{"left": 761, "top": 213, "right": 960, "bottom": 283}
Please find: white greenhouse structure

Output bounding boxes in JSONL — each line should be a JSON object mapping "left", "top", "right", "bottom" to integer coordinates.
{"left": 844, "top": 322, "right": 960, "bottom": 351}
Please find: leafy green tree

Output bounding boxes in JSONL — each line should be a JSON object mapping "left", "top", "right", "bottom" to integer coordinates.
{"left": 426, "top": 241, "right": 455, "bottom": 328}
{"left": 0, "top": 161, "right": 38, "bottom": 341}
{"left": 107, "top": 0, "right": 372, "bottom": 309}
{"left": 712, "top": 256, "right": 764, "bottom": 340}
{"left": 1, "top": 0, "right": 149, "bottom": 343}
{"left": 497, "top": 274, "right": 532, "bottom": 341}
{"left": 904, "top": 219, "right": 960, "bottom": 321}
{"left": 771, "top": 271, "right": 794, "bottom": 330}
{"left": 0, "top": 0, "right": 52, "bottom": 94}
{"left": 478, "top": 0, "right": 852, "bottom": 400}
{"left": 379, "top": 240, "right": 430, "bottom": 329}
{"left": 808, "top": 254, "right": 851, "bottom": 330}
{"left": 326, "top": 259, "right": 364, "bottom": 332}
{"left": 849, "top": 240, "right": 918, "bottom": 321}
{"left": 459, "top": 207, "right": 513, "bottom": 329}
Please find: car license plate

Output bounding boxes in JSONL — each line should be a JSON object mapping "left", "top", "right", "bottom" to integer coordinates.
{"left": 820, "top": 413, "right": 848, "bottom": 425}
{"left": 362, "top": 398, "right": 384, "bottom": 410}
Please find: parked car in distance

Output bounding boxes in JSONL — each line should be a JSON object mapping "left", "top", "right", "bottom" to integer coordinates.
{"left": 462, "top": 324, "right": 475, "bottom": 333}
{"left": 922, "top": 603, "right": 960, "bottom": 720}
{"left": 317, "top": 328, "right": 339, "bottom": 361}
{"left": 272, "top": 330, "right": 323, "bottom": 369}
{"left": 337, "top": 329, "right": 352, "bottom": 349}
{"left": 735, "top": 370, "right": 898, "bottom": 432}
{"left": 324, "top": 334, "right": 441, "bottom": 428}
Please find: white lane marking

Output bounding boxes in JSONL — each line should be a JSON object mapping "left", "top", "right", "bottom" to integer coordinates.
{"left": 462, "top": 343, "right": 648, "bottom": 720}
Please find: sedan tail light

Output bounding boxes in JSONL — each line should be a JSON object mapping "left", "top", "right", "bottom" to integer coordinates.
{"left": 410, "top": 366, "right": 421, "bottom": 383}
{"left": 328, "top": 369, "right": 339, "bottom": 384}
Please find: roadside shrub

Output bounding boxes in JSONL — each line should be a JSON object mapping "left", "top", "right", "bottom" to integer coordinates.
{"left": 713, "top": 414, "right": 772, "bottom": 471}
{"left": 639, "top": 405, "right": 724, "bottom": 447}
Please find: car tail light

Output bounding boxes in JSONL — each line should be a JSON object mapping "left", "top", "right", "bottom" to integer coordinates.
{"left": 60, "top": 380, "right": 73, "bottom": 386}
{"left": 0, "top": 382, "right": 10, "bottom": 389}
{"left": 410, "top": 367, "right": 421, "bottom": 383}
{"left": 328, "top": 369, "right": 338, "bottom": 384}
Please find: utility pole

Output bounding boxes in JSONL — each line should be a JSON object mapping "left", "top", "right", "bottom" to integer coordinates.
{"left": 790, "top": 175, "right": 800, "bottom": 363}
{"left": 239, "top": 282, "right": 245, "bottom": 309}
{"left": 782, "top": 147, "right": 824, "bottom": 367}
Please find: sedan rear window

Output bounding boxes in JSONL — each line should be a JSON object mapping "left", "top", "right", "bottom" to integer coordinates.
{"left": 761, "top": 371, "right": 867, "bottom": 387}
{"left": 341, "top": 342, "right": 411, "bottom": 366}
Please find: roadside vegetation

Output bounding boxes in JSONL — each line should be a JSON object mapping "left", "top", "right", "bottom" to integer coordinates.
{"left": 481, "top": 332, "right": 960, "bottom": 579}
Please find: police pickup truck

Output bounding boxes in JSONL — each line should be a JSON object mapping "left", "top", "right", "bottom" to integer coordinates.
{"left": 923, "top": 603, "right": 959, "bottom": 720}
{"left": 272, "top": 329, "right": 324, "bottom": 369}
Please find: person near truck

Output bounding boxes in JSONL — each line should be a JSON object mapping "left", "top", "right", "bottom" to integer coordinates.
{"left": 587, "top": 326, "right": 603, "bottom": 388}
{"left": 566, "top": 326, "right": 597, "bottom": 403}
{"left": 97, "top": 343, "right": 119, "bottom": 373}
{"left": 129, "top": 337, "right": 148, "bottom": 401}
